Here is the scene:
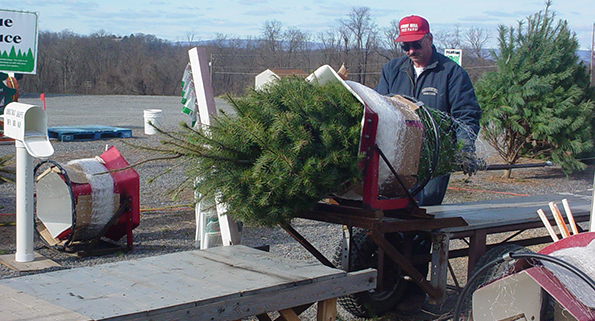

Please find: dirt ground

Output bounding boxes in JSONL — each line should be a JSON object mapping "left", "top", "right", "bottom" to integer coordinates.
{"left": 2, "top": 160, "right": 592, "bottom": 256}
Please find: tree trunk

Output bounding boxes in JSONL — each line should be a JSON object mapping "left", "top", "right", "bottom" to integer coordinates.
{"left": 502, "top": 169, "right": 513, "bottom": 179}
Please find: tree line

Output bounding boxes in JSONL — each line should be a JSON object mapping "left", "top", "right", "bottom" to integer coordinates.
{"left": 18, "top": 7, "right": 494, "bottom": 98}
{"left": 18, "top": 4, "right": 595, "bottom": 173}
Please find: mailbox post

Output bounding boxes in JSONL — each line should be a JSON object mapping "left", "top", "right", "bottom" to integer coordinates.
{"left": 3, "top": 102, "right": 54, "bottom": 262}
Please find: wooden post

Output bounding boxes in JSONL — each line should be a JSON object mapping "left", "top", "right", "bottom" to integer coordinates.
{"left": 430, "top": 232, "right": 450, "bottom": 304}
{"left": 537, "top": 209, "right": 559, "bottom": 242}
{"left": 279, "top": 308, "right": 302, "bottom": 321}
{"left": 467, "top": 229, "right": 487, "bottom": 277}
{"left": 549, "top": 202, "right": 570, "bottom": 238}
{"left": 317, "top": 298, "right": 337, "bottom": 321}
{"left": 188, "top": 47, "right": 217, "bottom": 126}
{"left": 189, "top": 47, "right": 241, "bottom": 248}
{"left": 562, "top": 199, "right": 579, "bottom": 235}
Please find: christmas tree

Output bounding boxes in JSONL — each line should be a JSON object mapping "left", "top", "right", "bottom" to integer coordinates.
{"left": 150, "top": 75, "right": 469, "bottom": 226}
{"left": 163, "top": 78, "right": 363, "bottom": 226}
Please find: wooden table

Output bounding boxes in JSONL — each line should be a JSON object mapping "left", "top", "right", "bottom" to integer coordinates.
{"left": 427, "top": 192, "right": 592, "bottom": 302}
{"left": 0, "top": 245, "right": 376, "bottom": 321}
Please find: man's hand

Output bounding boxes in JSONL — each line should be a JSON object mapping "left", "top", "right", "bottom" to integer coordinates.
{"left": 457, "top": 151, "right": 485, "bottom": 176}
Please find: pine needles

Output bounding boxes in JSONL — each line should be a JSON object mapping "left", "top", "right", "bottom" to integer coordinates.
{"left": 160, "top": 78, "right": 364, "bottom": 226}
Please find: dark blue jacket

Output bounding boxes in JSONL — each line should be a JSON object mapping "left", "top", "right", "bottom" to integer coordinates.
{"left": 376, "top": 47, "right": 481, "bottom": 149}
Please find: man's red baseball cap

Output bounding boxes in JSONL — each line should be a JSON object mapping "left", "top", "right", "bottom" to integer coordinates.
{"left": 395, "top": 15, "right": 430, "bottom": 43}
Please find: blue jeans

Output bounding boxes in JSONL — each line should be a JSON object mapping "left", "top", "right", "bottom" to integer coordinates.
{"left": 414, "top": 174, "right": 450, "bottom": 206}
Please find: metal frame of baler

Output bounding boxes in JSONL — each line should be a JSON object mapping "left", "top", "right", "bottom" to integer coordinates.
{"left": 281, "top": 102, "right": 595, "bottom": 308}
{"left": 279, "top": 102, "right": 468, "bottom": 304}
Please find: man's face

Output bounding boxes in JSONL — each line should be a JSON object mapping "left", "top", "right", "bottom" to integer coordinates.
{"left": 401, "top": 34, "right": 433, "bottom": 67}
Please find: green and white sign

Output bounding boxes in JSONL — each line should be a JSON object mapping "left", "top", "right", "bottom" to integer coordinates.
{"left": 444, "top": 49, "right": 462, "bottom": 67}
{"left": 0, "top": 9, "right": 38, "bottom": 74}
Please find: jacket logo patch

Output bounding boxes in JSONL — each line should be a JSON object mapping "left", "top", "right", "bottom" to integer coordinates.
{"left": 421, "top": 87, "right": 438, "bottom": 96}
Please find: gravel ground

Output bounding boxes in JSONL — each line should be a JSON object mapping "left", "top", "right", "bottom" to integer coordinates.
{"left": 0, "top": 94, "right": 594, "bottom": 320}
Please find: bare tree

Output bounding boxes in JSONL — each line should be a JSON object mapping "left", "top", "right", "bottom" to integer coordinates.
{"left": 284, "top": 26, "right": 311, "bottom": 69}
{"left": 19, "top": 13, "right": 495, "bottom": 97}
{"left": 317, "top": 28, "right": 343, "bottom": 68}
{"left": 433, "top": 24, "right": 464, "bottom": 51}
{"left": 261, "top": 20, "right": 284, "bottom": 66}
{"left": 337, "top": 7, "right": 380, "bottom": 85}
{"left": 380, "top": 19, "right": 404, "bottom": 60}
{"left": 465, "top": 27, "right": 491, "bottom": 59}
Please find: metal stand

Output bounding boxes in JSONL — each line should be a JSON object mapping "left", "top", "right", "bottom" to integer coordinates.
{"left": 287, "top": 201, "right": 467, "bottom": 303}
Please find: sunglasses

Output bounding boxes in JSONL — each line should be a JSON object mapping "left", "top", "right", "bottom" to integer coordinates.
{"left": 400, "top": 39, "right": 424, "bottom": 51}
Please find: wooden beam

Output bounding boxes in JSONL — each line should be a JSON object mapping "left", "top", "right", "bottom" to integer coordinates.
{"left": 368, "top": 230, "right": 442, "bottom": 300}
{"left": 188, "top": 47, "right": 216, "bottom": 126}
{"left": 188, "top": 47, "right": 241, "bottom": 248}
{"left": 316, "top": 298, "right": 337, "bottom": 321}
{"left": 281, "top": 223, "right": 334, "bottom": 268}
{"left": 549, "top": 202, "right": 570, "bottom": 238}
{"left": 430, "top": 232, "right": 450, "bottom": 304}
{"left": 562, "top": 199, "right": 579, "bottom": 235}
{"left": 274, "top": 304, "right": 313, "bottom": 321}
{"left": 279, "top": 308, "right": 301, "bottom": 321}
{"left": 537, "top": 208, "right": 559, "bottom": 242}
{"left": 467, "top": 229, "right": 487, "bottom": 277}
{"left": 113, "top": 268, "right": 376, "bottom": 320}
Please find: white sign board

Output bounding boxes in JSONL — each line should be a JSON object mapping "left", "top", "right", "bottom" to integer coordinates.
{"left": 445, "top": 49, "right": 462, "bottom": 67}
{"left": 0, "top": 9, "right": 38, "bottom": 74}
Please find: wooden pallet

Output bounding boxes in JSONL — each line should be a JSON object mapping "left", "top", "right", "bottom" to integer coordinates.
{"left": 47, "top": 125, "right": 132, "bottom": 142}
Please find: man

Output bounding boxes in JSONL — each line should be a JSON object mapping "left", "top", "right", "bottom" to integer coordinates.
{"left": 374, "top": 15, "right": 481, "bottom": 315}
{"left": 376, "top": 15, "right": 481, "bottom": 206}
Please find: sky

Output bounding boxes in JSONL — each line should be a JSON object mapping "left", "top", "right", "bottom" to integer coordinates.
{"left": 1, "top": 0, "right": 594, "bottom": 50}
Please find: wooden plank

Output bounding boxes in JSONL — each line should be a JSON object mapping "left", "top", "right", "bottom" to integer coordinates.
{"left": 298, "top": 210, "right": 466, "bottom": 232}
{"left": 0, "top": 252, "right": 61, "bottom": 272}
{"left": 562, "top": 198, "right": 579, "bottom": 235}
{"left": 549, "top": 202, "right": 570, "bottom": 238}
{"left": 1, "top": 269, "right": 179, "bottom": 318}
{"left": 2, "top": 250, "right": 278, "bottom": 318}
{"left": 467, "top": 229, "right": 487, "bottom": 276}
{"left": 428, "top": 193, "right": 592, "bottom": 233}
{"left": 0, "top": 284, "right": 91, "bottom": 321}
{"left": 275, "top": 304, "right": 312, "bottom": 321}
{"left": 194, "top": 245, "right": 339, "bottom": 281}
{"left": 430, "top": 233, "right": 449, "bottom": 304}
{"left": 188, "top": 47, "right": 217, "bottom": 126}
{"left": 107, "top": 268, "right": 376, "bottom": 321}
{"left": 279, "top": 309, "right": 301, "bottom": 321}
{"left": 316, "top": 298, "right": 337, "bottom": 321}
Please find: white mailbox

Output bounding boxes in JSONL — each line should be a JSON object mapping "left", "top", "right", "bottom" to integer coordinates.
{"left": 3, "top": 102, "right": 55, "bottom": 263}
{"left": 4, "top": 102, "right": 54, "bottom": 158}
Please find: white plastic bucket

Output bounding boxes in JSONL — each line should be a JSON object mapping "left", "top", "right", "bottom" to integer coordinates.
{"left": 143, "top": 109, "right": 163, "bottom": 135}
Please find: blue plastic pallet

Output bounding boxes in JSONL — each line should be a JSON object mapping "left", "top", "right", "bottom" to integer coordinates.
{"left": 48, "top": 125, "right": 132, "bottom": 142}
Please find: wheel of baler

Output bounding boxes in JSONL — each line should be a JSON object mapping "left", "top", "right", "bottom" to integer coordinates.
{"left": 332, "top": 228, "right": 430, "bottom": 318}
{"left": 459, "top": 243, "right": 533, "bottom": 320}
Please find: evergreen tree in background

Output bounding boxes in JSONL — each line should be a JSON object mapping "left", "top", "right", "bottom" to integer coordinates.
{"left": 476, "top": 1, "right": 595, "bottom": 177}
